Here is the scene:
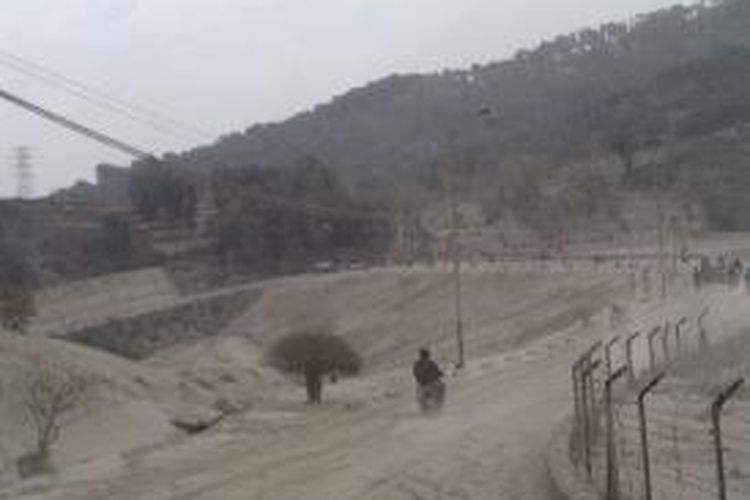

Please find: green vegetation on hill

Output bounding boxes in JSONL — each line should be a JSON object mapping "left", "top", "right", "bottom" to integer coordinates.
{"left": 209, "top": 158, "right": 394, "bottom": 275}
{"left": 178, "top": 1, "right": 750, "bottom": 172}
{"left": 163, "top": 0, "right": 750, "bottom": 235}
{"left": 0, "top": 201, "right": 162, "bottom": 288}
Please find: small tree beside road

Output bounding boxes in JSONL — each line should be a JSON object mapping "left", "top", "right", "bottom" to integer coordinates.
{"left": 268, "top": 328, "right": 362, "bottom": 404}
{"left": 17, "top": 359, "right": 91, "bottom": 477}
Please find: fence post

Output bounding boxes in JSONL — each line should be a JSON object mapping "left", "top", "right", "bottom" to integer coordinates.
{"left": 572, "top": 359, "right": 583, "bottom": 464}
{"left": 661, "top": 321, "right": 671, "bottom": 363}
{"left": 585, "top": 341, "right": 603, "bottom": 412}
{"left": 606, "top": 336, "right": 621, "bottom": 379}
{"left": 711, "top": 377, "right": 744, "bottom": 500}
{"left": 580, "top": 361, "right": 590, "bottom": 473}
{"left": 605, "top": 366, "right": 628, "bottom": 500}
{"left": 638, "top": 372, "right": 665, "bottom": 500}
{"left": 647, "top": 326, "right": 661, "bottom": 371}
{"left": 578, "top": 341, "right": 602, "bottom": 464}
{"left": 582, "top": 359, "right": 602, "bottom": 478}
{"left": 588, "top": 358, "right": 603, "bottom": 434}
{"left": 587, "top": 340, "right": 603, "bottom": 365}
{"left": 698, "top": 307, "right": 710, "bottom": 350}
{"left": 625, "top": 331, "right": 640, "bottom": 382}
{"left": 675, "top": 317, "right": 687, "bottom": 357}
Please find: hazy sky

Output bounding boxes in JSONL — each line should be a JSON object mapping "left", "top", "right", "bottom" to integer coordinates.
{"left": 0, "top": 0, "right": 686, "bottom": 197}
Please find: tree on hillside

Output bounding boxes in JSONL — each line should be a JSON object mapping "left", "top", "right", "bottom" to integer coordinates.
{"left": 129, "top": 157, "right": 197, "bottom": 222}
{"left": 268, "top": 328, "right": 362, "bottom": 404}
{"left": 99, "top": 213, "right": 135, "bottom": 257}
{"left": 0, "top": 238, "right": 36, "bottom": 333}
{"left": 210, "top": 161, "right": 395, "bottom": 275}
{"left": 0, "top": 287, "right": 35, "bottom": 333}
{"left": 598, "top": 90, "right": 666, "bottom": 179}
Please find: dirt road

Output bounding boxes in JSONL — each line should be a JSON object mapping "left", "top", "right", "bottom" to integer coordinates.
{"left": 12, "top": 320, "right": 598, "bottom": 500}
{"left": 1, "top": 267, "right": 637, "bottom": 500}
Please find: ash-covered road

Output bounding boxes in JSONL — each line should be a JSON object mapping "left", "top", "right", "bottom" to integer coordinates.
{"left": 26, "top": 326, "right": 588, "bottom": 500}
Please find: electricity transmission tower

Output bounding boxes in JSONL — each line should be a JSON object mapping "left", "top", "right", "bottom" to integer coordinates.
{"left": 13, "top": 146, "right": 34, "bottom": 199}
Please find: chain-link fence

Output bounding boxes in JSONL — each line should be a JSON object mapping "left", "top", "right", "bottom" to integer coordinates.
{"left": 569, "top": 308, "right": 750, "bottom": 500}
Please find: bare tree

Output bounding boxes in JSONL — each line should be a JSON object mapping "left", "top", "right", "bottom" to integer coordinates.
{"left": 268, "top": 328, "right": 362, "bottom": 404}
{"left": 18, "top": 358, "right": 91, "bottom": 476}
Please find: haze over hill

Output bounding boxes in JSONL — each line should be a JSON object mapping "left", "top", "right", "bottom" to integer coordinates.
{"left": 175, "top": 1, "right": 748, "bottom": 173}
{"left": 164, "top": 0, "right": 750, "bottom": 237}
{"left": 5, "top": 0, "right": 750, "bottom": 287}
{"left": 0, "top": 0, "right": 683, "bottom": 196}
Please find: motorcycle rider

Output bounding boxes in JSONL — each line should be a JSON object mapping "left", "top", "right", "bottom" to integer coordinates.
{"left": 412, "top": 348, "right": 445, "bottom": 411}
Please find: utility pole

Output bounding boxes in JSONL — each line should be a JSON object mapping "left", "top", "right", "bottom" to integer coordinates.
{"left": 655, "top": 163, "right": 667, "bottom": 299}
{"left": 13, "top": 146, "right": 34, "bottom": 199}
{"left": 670, "top": 215, "right": 679, "bottom": 277}
{"left": 450, "top": 179, "right": 465, "bottom": 369}
{"left": 446, "top": 106, "right": 492, "bottom": 370}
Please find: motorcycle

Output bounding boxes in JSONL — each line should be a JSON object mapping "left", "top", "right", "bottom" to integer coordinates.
{"left": 417, "top": 379, "right": 446, "bottom": 413}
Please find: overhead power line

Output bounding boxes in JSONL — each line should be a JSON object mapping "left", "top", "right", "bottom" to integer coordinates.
{"left": 1, "top": 86, "right": 391, "bottom": 223}
{"left": 0, "top": 56, "right": 200, "bottom": 142}
{"left": 0, "top": 48, "right": 212, "bottom": 142}
{"left": 0, "top": 87, "right": 150, "bottom": 158}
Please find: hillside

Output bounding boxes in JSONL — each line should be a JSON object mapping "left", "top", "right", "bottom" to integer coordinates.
{"left": 13, "top": 0, "right": 750, "bottom": 290}
{"left": 176, "top": 1, "right": 750, "bottom": 186}
{"left": 117, "top": 0, "right": 746, "bottom": 261}
{"left": 227, "top": 266, "right": 628, "bottom": 371}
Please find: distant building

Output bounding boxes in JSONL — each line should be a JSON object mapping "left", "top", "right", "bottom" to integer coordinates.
{"left": 47, "top": 180, "right": 100, "bottom": 206}
{"left": 96, "top": 164, "right": 131, "bottom": 208}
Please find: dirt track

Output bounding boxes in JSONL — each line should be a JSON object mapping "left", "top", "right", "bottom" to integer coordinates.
{"left": 13, "top": 325, "right": 605, "bottom": 499}
{"left": 3, "top": 268, "right": 633, "bottom": 500}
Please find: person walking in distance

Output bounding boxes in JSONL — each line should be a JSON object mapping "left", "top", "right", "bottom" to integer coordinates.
{"left": 413, "top": 348, "right": 445, "bottom": 413}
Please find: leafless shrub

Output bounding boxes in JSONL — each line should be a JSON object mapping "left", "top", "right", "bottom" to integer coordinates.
{"left": 268, "top": 327, "right": 362, "bottom": 403}
{"left": 18, "top": 358, "right": 91, "bottom": 475}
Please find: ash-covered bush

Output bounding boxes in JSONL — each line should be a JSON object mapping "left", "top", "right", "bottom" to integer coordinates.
{"left": 268, "top": 328, "right": 361, "bottom": 403}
